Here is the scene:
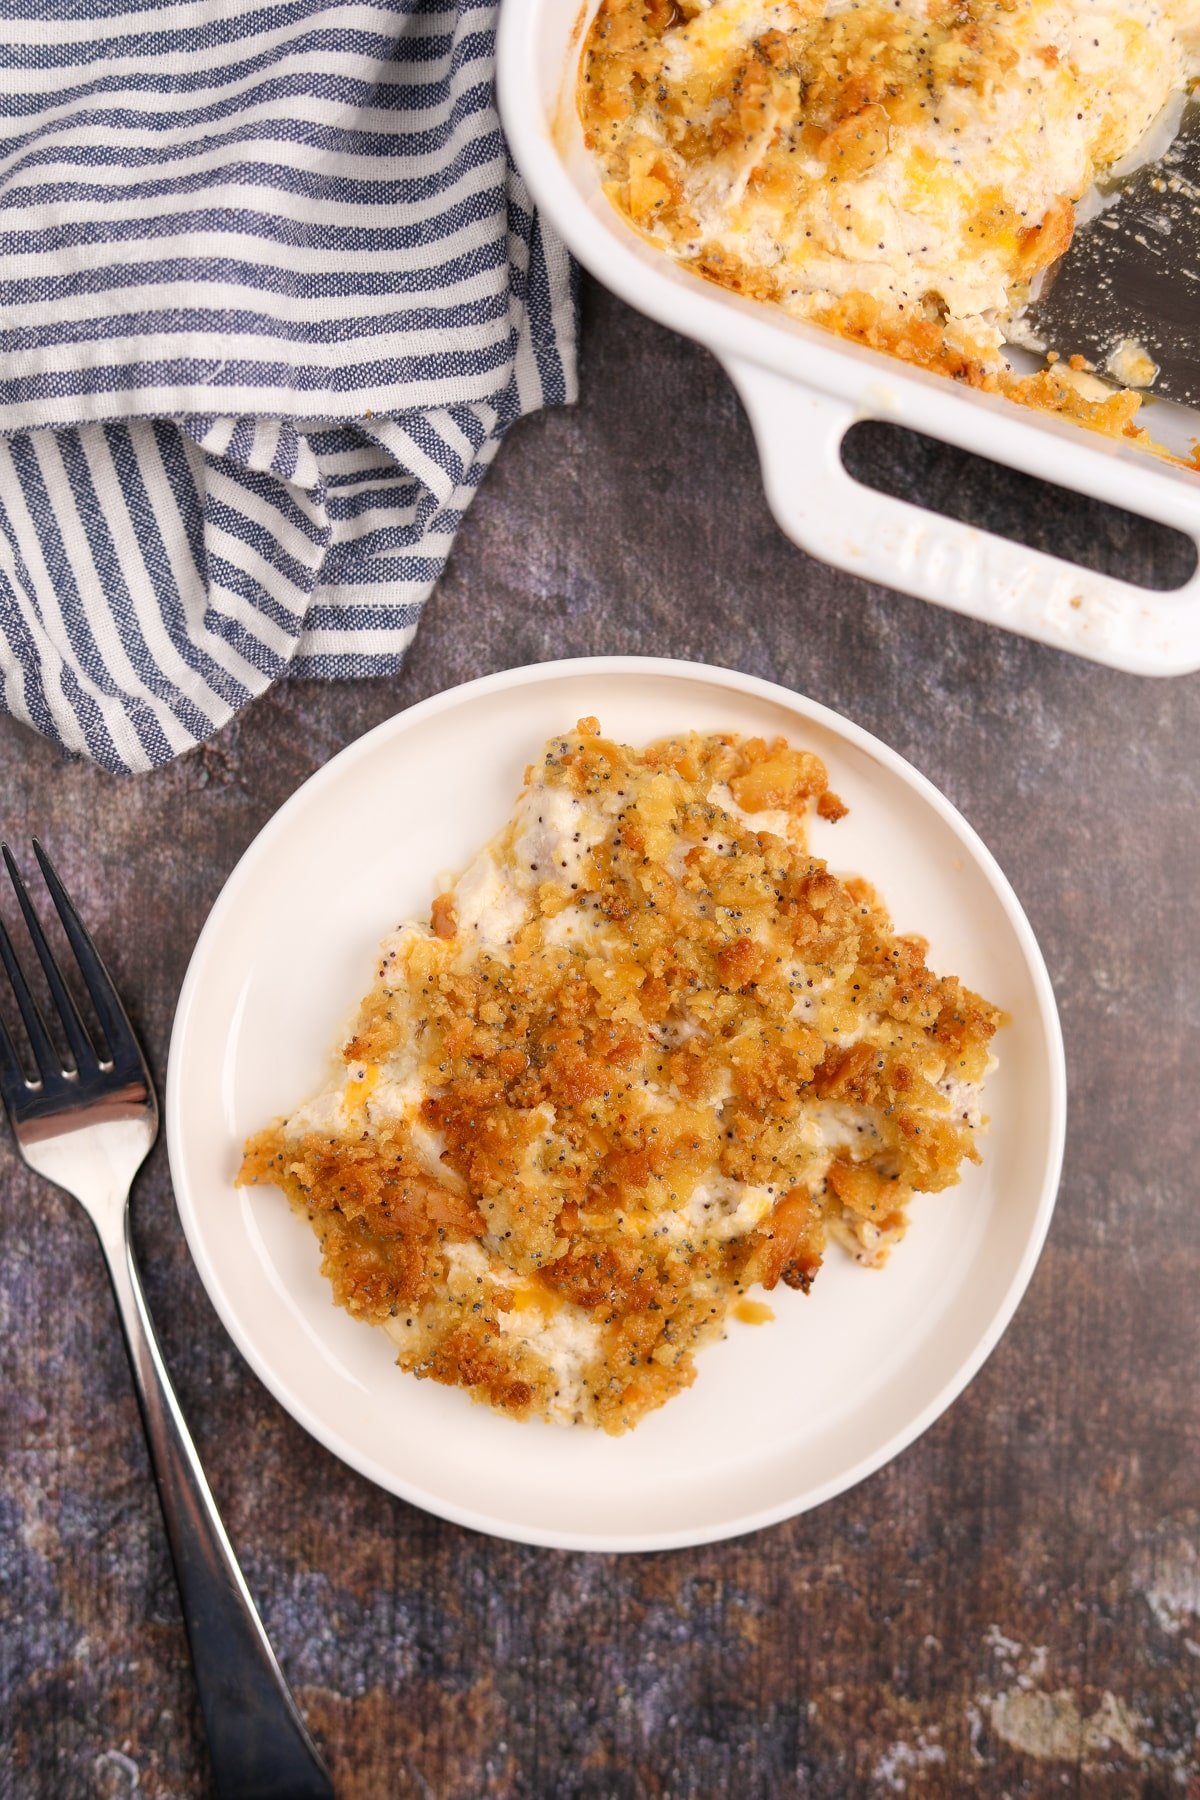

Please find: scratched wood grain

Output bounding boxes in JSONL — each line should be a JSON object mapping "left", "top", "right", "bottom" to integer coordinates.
{"left": 1, "top": 281, "right": 1197, "bottom": 1800}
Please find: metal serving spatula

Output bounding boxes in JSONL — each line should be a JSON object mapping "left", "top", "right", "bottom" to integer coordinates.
{"left": 1021, "top": 98, "right": 1200, "bottom": 409}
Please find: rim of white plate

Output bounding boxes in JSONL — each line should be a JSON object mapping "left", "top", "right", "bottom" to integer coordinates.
{"left": 166, "top": 657, "right": 1067, "bottom": 1551}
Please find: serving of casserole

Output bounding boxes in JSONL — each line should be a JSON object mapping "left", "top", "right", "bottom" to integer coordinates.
{"left": 497, "top": 0, "right": 1200, "bottom": 673}
{"left": 238, "top": 719, "right": 1002, "bottom": 1433}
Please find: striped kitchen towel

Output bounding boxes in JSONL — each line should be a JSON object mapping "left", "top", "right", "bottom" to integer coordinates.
{"left": 0, "top": 0, "right": 576, "bottom": 773}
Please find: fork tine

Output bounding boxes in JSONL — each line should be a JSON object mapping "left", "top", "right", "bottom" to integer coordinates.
{"left": 31, "top": 840, "right": 140, "bottom": 1070}
{"left": 0, "top": 996, "right": 29, "bottom": 1106}
{"left": 2, "top": 844, "right": 97, "bottom": 1076}
{"left": 0, "top": 906, "right": 61, "bottom": 1085}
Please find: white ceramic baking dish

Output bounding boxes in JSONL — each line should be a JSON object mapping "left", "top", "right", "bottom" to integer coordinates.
{"left": 497, "top": 0, "right": 1200, "bottom": 674}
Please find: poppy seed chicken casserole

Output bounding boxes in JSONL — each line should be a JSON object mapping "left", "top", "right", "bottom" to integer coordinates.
{"left": 578, "top": 0, "right": 1200, "bottom": 447}
{"left": 239, "top": 722, "right": 1002, "bottom": 1434}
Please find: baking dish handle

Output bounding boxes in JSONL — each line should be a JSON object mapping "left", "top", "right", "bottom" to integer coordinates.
{"left": 723, "top": 355, "right": 1200, "bottom": 676}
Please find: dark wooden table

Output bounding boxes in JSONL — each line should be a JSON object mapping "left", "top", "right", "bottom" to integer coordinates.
{"left": 2, "top": 281, "right": 1197, "bottom": 1799}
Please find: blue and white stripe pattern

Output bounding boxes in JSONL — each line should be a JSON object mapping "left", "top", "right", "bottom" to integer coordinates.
{"left": 0, "top": 0, "right": 576, "bottom": 771}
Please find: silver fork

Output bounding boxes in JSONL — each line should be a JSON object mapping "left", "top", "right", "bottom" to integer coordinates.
{"left": 0, "top": 842, "right": 335, "bottom": 1800}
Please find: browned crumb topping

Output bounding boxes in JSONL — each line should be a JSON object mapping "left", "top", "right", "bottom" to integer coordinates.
{"left": 240, "top": 723, "right": 1002, "bottom": 1433}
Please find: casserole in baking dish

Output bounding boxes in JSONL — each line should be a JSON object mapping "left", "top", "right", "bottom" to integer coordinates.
{"left": 497, "top": 0, "right": 1200, "bottom": 673}
{"left": 577, "top": 0, "right": 1196, "bottom": 417}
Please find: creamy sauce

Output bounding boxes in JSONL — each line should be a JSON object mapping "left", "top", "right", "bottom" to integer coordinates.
{"left": 803, "top": 1100, "right": 884, "bottom": 1153}
{"left": 541, "top": 898, "right": 610, "bottom": 946}
{"left": 683, "top": 1173, "right": 775, "bottom": 1240}
{"left": 450, "top": 845, "right": 530, "bottom": 951}
{"left": 513, "top": 781, "right": 611, "bottom": 885}
{"left": 496, "top": 1301, "right": 603, "bottom": 1424}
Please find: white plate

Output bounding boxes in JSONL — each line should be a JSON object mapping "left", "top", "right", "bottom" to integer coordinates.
{"left": 167, "top": 658, "right": 1066, "bottom": 1552}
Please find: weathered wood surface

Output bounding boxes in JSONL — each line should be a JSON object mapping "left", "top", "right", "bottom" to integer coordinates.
{"left": 2, "top": 282, "right": 1197, "bottom": 1799}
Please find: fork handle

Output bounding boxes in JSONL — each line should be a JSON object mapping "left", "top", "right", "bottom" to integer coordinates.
{"left": 97, "top": 1207, "right": 335, "bottom": 1800}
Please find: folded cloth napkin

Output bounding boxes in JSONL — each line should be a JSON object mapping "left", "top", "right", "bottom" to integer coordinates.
{"left": 0, "top": 0, "right": 576, "bottom": 773}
